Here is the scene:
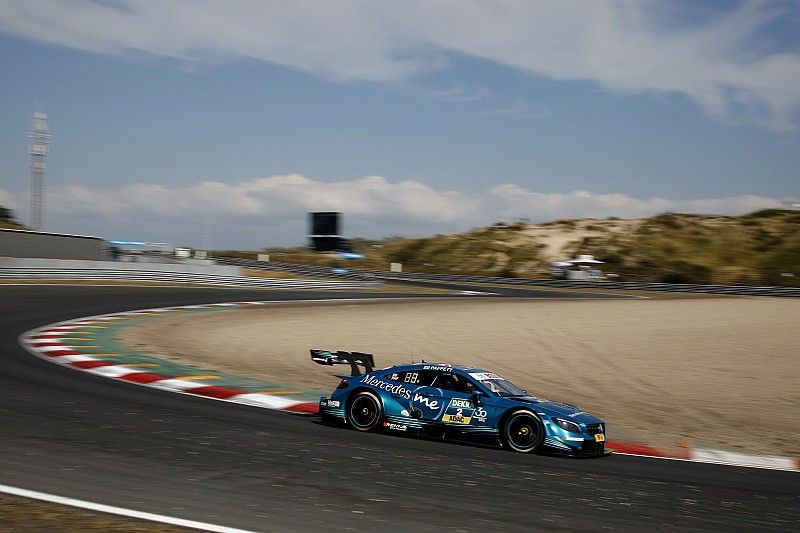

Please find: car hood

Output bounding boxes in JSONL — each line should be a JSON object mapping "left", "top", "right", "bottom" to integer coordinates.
{"left": 505, "top": 396, "right": 602, "bottom": 424}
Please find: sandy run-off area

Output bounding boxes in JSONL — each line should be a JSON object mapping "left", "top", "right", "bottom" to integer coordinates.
{"left": 119, "top": 297, "right": 800, "bottom": 456}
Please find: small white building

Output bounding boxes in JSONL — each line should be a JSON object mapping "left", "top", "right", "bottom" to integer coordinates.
{"left": 551, "top": 254, "right": 604, "bottom": 280}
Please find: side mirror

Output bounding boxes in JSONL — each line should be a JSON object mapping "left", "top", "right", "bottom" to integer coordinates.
{"left": 471, "top": 391, "right": 483, "bottom": 406}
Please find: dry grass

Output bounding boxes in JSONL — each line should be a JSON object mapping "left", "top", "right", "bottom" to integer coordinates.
{"left": 0, "top": 493, "right": 188, "bottom": 532}
{"left": 242, "top": 268, "right": 315, "bottom": 280}
{"left": 0, "top": 220, "right": 28, "bottom": 231}
{"left": 216, "top": 209, "right": 800, "bottom": 285}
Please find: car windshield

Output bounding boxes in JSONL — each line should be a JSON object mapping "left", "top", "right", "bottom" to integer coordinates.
{"left": 469, "top": 372, "right": 527, "bottom": 397}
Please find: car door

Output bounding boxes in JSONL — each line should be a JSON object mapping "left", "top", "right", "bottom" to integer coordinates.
{"left": 407, "top": 370, "right": 446, "bottom": 421}
{"left": 384, "top": 369, "right": 443, "bottom": 420}
{"left": 434, "top": 372, "right": 508, "bottom": 432}
{"left": 412, "top": 371, "right": 476, "bottom": 426}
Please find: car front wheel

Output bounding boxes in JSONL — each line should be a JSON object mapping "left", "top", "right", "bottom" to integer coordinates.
{"left": 501, "top": 411, "right": 544, "bottom": 453}
{"left": 346, "top": 391, "right": 383, "bottom": 432}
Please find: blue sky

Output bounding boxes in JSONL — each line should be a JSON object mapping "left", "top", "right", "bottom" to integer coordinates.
{"left": 0, "top": 1, "right": 798, "bottom": 248}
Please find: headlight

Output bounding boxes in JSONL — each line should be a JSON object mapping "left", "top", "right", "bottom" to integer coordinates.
{"left": 553, "top": 417, "right": 581, "bottom": 433}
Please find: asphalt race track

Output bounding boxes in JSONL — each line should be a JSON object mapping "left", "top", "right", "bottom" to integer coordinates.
{"left": 1, "top": 285, "right": 798, "bottom": 531}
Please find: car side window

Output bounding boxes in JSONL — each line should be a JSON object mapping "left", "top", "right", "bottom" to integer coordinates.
{"left": 385, "top": 371, "right": 403, "bottom": 382}
{"left": 385, "top": 370, "right": 436, "bottom": 386}
{"left": 432, "top": 372, "right": 476, "bottom": 394}
{"left": 415, "top": 370, "right": 437, "bottom": 386}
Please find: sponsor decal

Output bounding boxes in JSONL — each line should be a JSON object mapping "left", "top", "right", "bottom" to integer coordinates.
{"left": 449, "top": 398, "right": 472, "bottom": 409}
{"left": 383, "top": 421, "right": 408, "bottom": 432}
{"left": 440, "top": 398, "right": 476, "bottom": 425}
{"left": 403, "top": 372, "right": 419, "bottom": 384}
{"left": 568, "top": 411, "right": 585, "bottom": 418}
{"left": 442, "top": 413, "right": 470, "bottom": 424}
{"left": 423, "top": 365, "right": 451, "bottom": 371}
{"left": 390, "top": 373, "right": 399, "bottom": 381}
{"left": 324, "top": 400, "right": 341, "bottom": 408}
{"left": 412, "top": 393, "right": 439, "bottom": 411}
{"left": 472, "top": 407, "right": 488, "bottom": 423}
{"left": 469, "top": 372, "right": 504, "bottom": 381}
{"left": 362, "top": 375, "right": 412, "bottom": 399}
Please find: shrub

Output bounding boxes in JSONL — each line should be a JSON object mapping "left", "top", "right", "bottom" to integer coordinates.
{"left": 745, "top": 208, "right": 793, "bottom": 219}
{"left": 658, "top": 261, "right": 712, "bottom": 284}
{"left": 652, "top": 214, "right": 684, "bottom": 229}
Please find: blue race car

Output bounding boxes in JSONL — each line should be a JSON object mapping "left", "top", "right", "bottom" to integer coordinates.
{"left": 312, "top": 350, "right": 607, "bottom": 456}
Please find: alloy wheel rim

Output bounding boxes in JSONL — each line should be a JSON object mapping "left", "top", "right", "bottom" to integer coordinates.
{"left": 509, "top": 416, "right": 538, "bottom": 449}
{"left": 351, "top": 397, "right": 378, "bottom": 427}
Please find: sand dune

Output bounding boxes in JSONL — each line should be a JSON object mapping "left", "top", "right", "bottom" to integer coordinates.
{"left": 119, "top": 297, "right": 800, "bottom": 456}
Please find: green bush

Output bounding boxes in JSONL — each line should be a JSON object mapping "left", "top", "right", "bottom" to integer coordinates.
{"left": 658, "top": 261, "right": 712, "bottom": 284}
{"left": 745, "top": 208, "right": 794, "bottom": 219}
{"left": 652, "top": 213, "right": 684, "bottom": 229}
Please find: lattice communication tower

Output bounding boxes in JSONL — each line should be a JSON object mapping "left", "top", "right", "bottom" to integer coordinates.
{"left": 29, "top": 112, "right": 49, "bottom": 231}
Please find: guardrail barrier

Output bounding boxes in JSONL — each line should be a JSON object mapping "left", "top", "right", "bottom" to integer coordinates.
{"left": 212, "top": 257, "right": 799, "bottom": 297}
{"left": 0, "top": 267, "right": 381, "bottom": 291}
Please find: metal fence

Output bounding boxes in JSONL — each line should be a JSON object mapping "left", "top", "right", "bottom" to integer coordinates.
{"left": 374, "top": 271, "right": 800, "bottom": 297}
{"left": 213, "top": 257, "right": 377, "bottom": 281}
{"left": 0, "top": 267, "right": 381, "bottom": 291}
{"left": 212, "top": 257, "right": 800, "bottom": 297}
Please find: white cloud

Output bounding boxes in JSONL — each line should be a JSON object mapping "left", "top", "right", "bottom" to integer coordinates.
{"left": 483, "top": 184, "right": 782, "bottom": 221}
{"left": 33, "top": 173, "right": 784, "bottom": 247}
{"left": 486, "top": 98, "right": 552, "bottom": 120}
{"left": 425, "top": 85, "right": 491, "bottom": 103}
{"left": 1, "top": 1, "right": 798, "bottom": 129}
{"left": 485, "top": 185, "right": 673, "bottom": 220}
{"left": 47, "top": 173, "right": 477, "bottom": 221}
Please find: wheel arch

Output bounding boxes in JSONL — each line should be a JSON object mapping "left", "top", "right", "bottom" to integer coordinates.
{"left": 346, "top": 386, "right": 381, "bottom": 406}
{"left": 344, "top": 387, "right": 384, "bottom": 430}
{"left": 498, "top": 407, "right": 541, "bottom": 430}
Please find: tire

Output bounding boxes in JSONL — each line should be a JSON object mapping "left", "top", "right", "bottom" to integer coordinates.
{"left": 501, "top": 410, "right": 544, "bottom": 453}
{"left": 346, "top": 391, "right": 383, "bottom": 432}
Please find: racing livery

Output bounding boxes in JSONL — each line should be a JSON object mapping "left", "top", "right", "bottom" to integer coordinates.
{"left": 313, "top": 350, "right": 607, "bottom": 456}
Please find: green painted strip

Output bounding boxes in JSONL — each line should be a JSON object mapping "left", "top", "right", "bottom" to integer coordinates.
{"left": 83, "top": 309, "right": 324, "bottom": 402}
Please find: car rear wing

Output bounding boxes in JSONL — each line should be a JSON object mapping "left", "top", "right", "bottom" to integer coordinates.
{"left": 310, "top": 349, "right": 375, "bottom": 376}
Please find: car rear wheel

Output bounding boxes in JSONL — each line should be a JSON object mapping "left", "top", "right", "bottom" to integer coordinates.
{"left": 346, "top": 391, "right": 383, "bottom": 432}
{"left": 501, "top": 411, "right": 544, "bottom": 453}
